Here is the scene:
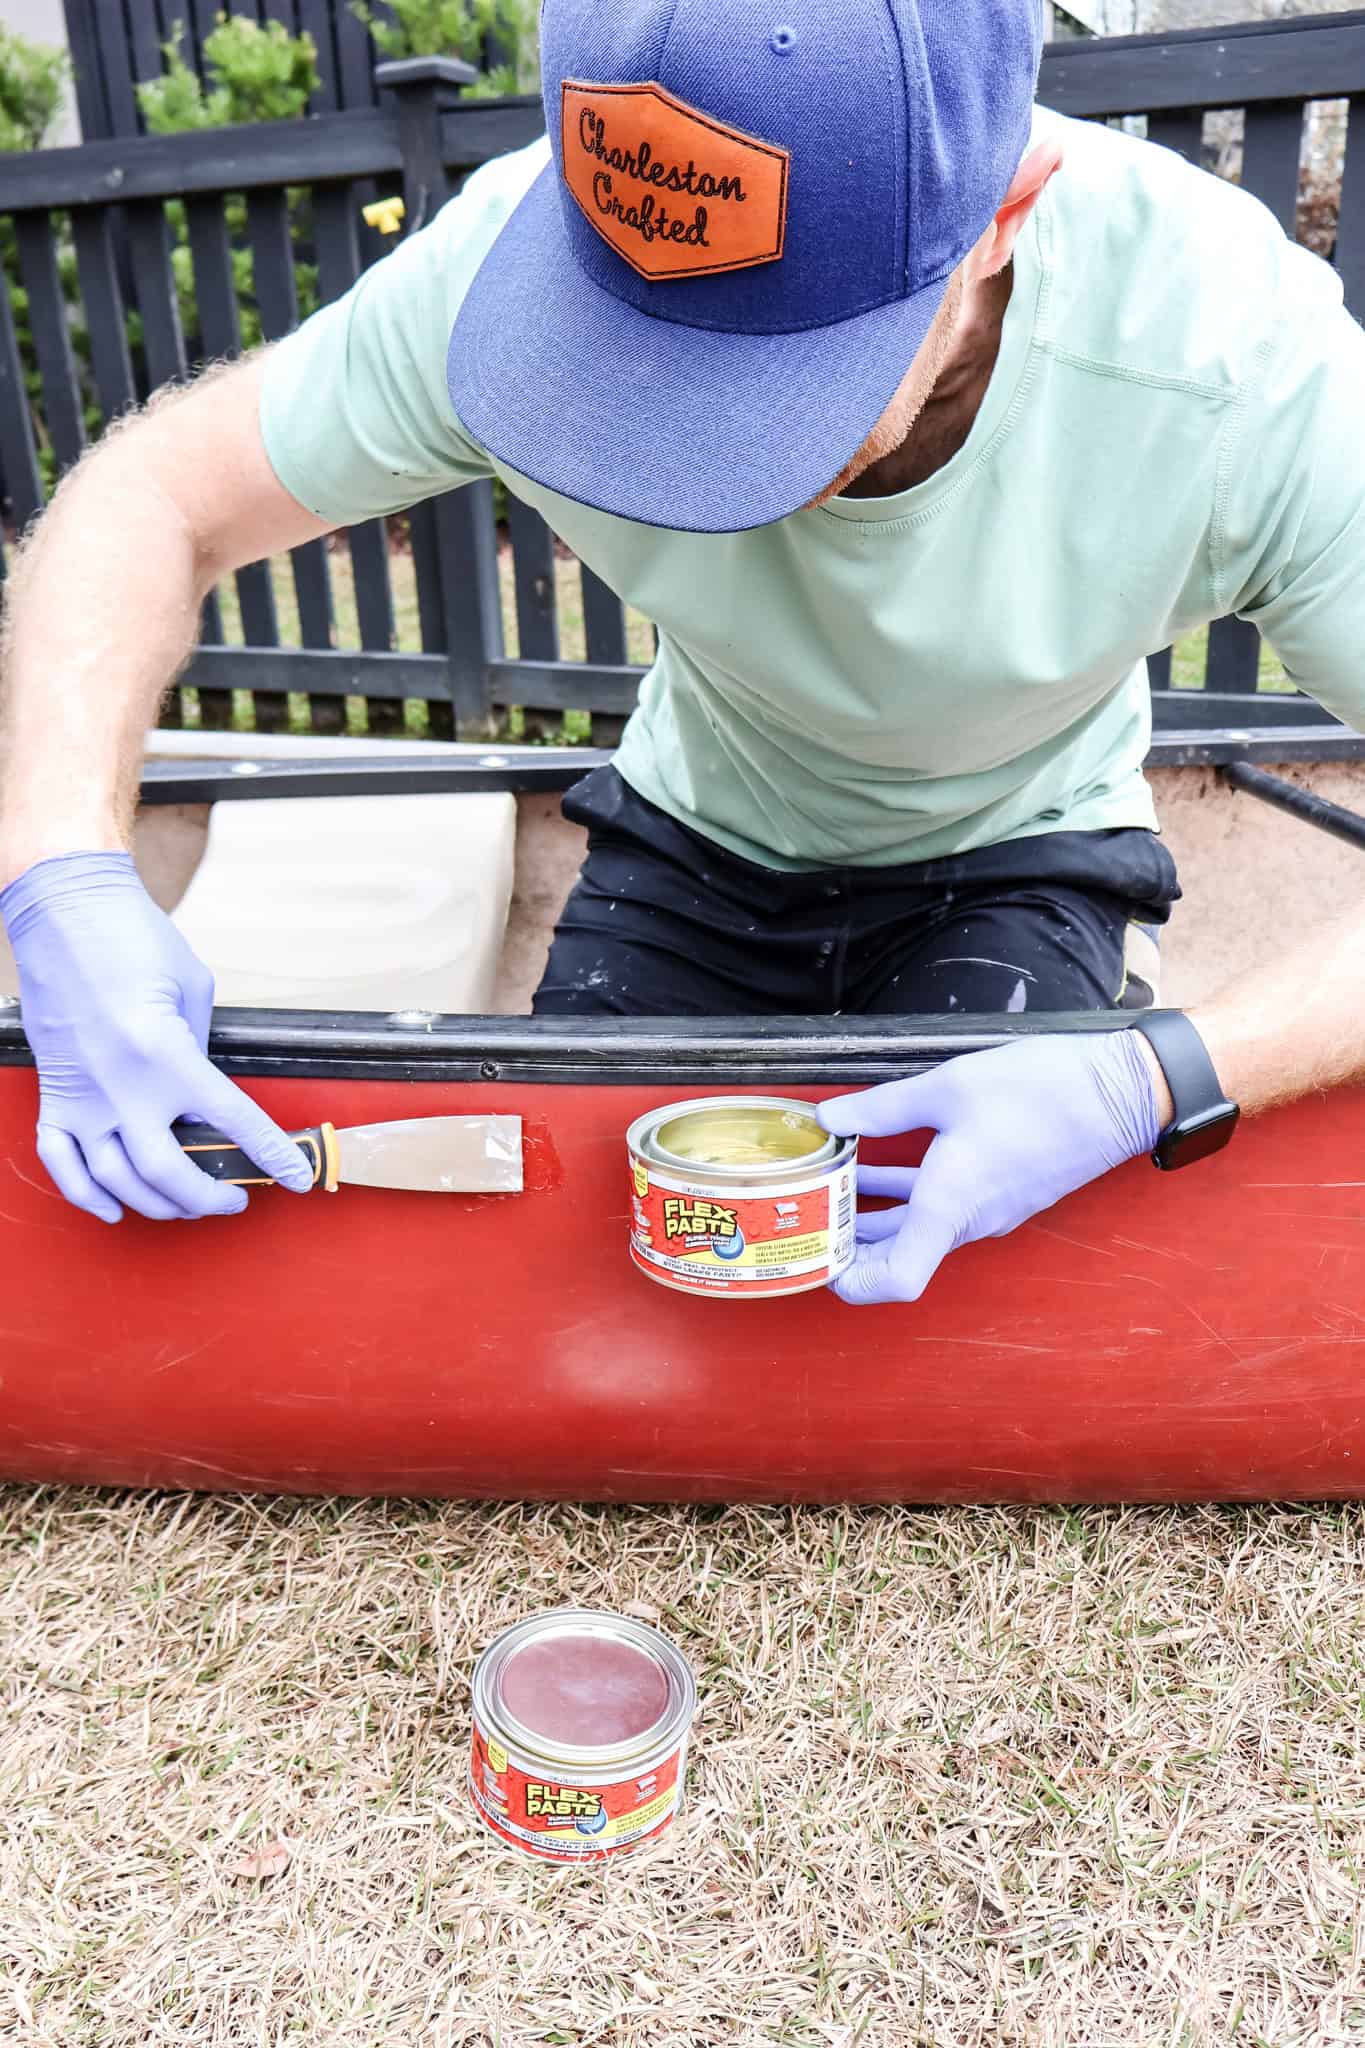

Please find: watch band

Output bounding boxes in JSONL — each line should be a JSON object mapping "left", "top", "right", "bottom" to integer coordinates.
{"left": 1130, "top": 1010, "right": 1240, "bottom": 1171}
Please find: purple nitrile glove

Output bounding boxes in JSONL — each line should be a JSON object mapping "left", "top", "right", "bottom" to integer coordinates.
{"left": 818, "top": 1032, "right": 1161, "bottom": 1307}
{"left": 1, "top": 852, "right": 314, "bottom": 1224}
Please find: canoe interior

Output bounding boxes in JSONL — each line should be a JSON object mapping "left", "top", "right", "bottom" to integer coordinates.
{"left": 2, "top": 1014, "right": 1363, "bottom": 1506}
{"left": 7, "top": 755, "right": 1365, "bottom": 1015}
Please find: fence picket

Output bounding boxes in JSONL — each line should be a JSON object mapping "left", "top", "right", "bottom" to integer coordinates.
{"left": 14, "top": 215, "right": 86, "bottom": 472}
{"left": 124, "top": 198, "right": 186, "bottom": 388}
{"left": 1145, "top": 111, "right": 1204, "bottom": 164}
{"left": 183, "top": 191, "right": 275, "bottom": 725}
{"left": 94, "top": 3, "right": 144, "bottom": 139}
{"left": 183, "top": 191, "right": 240, "bottom": 362}
{"left": 188, "top": 0, "right": 224, "bottom": 68}
{"left": 581, "top": 565, "right": 628, "bottom": 667}
{"left": 436, "top": 483, "right": 502, "bottom": 734}
{"left": 1240, "top": 100, "right": 1304, "bottom": 235}
{"left": 507, "top": 499, "right": 561, "bottom": 664}
{"left": 200, "top": 590, "right": 225, "bottom": 643}
{"left": 298, "top": 0, "right": 341, "bottom": 112}
{"left": 247, "top": 189, "right": 335, "bottom": 656}
{"left": 243, "top": 189, "right": 296, "bottom": 334}
{"left": 125, "top": 1, "right": 164, "bottom": 87}
{"left": 1204, "top": 614, "right": 1262, "bottom": 693}
{"left": 349, "top": 529, "right": 397, "bottom": 651}
{"left": 336, "top": 2, "right": 379, "bottom": 109}
{"left": 312, "top": 182, "right": 395, "bottom": 706}
{"left": 64, "top": 0, "right": 386, "bottom": 130}
{"left": 377, "top": 499, "right": 446, "bottom": 735}
{"left": 0, "top": 265, "right": 44, "bottom": 530}
{"left": 70, "top": 209, "right": 136, "bottom": 426}
{"left": 62, "top": 0, "right": 113, "bottom": 141}
{"left": 245, "top": 189, "right": 332, "bottom": 730}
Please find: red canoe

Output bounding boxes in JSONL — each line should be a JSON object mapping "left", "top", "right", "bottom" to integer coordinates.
{"left": 2, "top": 1008, "right": 1362, "bottom": 1504}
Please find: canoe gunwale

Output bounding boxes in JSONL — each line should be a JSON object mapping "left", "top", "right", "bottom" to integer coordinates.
{"left": 0, "top": 1009, "right": 1136, "bottom": 1086}
{"left": 133, "top": 719, "right": 1365, "bottom": 812}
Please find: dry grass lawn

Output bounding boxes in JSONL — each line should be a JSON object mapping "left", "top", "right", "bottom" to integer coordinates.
{"left": 5, "top": 1490, "right": 1365, "bottom": 2045}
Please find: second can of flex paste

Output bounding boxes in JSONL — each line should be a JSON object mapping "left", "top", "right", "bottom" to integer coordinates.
{"left": 627, "top": 1096, "right": 857, "bottom": 1299}
{"left": 469, "top": 1609, "right": 697, "bottom": 1862}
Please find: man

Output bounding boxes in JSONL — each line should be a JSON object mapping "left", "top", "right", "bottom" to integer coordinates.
{"left": 2, "top": 0, "right": 1363, "bottom": 1304}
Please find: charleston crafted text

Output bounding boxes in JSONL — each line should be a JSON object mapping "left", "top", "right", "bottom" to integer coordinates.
{"left": 576, "top": 105, "right": 749, "bottom": 250}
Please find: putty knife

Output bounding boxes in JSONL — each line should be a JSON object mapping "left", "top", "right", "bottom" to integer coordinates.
{"left": 172, "top": 1115, "right": 523, "bottom": 1194}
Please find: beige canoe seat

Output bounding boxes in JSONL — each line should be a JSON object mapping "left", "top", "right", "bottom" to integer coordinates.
{"left": 171, "top": 793, "right": 516, "bottom": 1013}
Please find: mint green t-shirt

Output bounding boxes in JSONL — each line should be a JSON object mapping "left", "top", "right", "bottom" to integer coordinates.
{"left": 260, "top": 113, "right": 1365, "bottom": 871}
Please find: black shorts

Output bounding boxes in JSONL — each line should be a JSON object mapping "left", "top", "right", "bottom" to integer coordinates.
{"left": 532, "top": 766, "right": 1181, "bottom": 1019}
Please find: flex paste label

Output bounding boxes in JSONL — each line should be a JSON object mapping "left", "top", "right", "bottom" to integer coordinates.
{"left": 629, "top": 1157, "right": 855, "bottom": 1297}
{"left": 470, "top": 1723, "right": 682, "bottom": 1861}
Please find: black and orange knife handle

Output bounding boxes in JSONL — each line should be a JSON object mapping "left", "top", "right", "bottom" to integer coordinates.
{"left": 172, "top": 1120, "right": 340, "bottom": 1192}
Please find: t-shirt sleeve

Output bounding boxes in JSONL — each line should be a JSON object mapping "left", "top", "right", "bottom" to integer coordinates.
{"left": 1217, "top": 240, "right": 1365, "bottom": 728}
{"left": 258, "top": 137, "right": 551, "bottom": 524}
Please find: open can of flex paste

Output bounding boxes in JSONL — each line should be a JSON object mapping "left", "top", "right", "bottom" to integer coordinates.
{"left": 627, "top": 1095, "right": 857, "bottom": 1299}
{"left": 469, "top": 1608, "right": 697, "bottom": 1862}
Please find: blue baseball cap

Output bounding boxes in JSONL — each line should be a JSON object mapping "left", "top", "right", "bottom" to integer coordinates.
{"left": 448, "top": 0, "right": 1044, "bottom": 534}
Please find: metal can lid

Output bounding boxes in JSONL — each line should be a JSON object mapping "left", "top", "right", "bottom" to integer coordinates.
{"left": 473, "top": 1608, "right": 696, "bottom": 1771}
{"left": 643, "top": 1097, "right": 839, "bottom": 1177}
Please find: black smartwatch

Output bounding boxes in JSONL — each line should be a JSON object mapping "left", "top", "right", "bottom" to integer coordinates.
{"left": 1130, "top": 1011, "right": 1240, "bottom": 1171}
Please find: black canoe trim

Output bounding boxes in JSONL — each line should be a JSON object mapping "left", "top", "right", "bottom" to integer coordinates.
{"left": 137, "top": 747, "right": 613, "bottom": 804}
{"left": 0, "top": 1008, "right": 1137, "bottom": 1087}
{"left": 136, "top": 723, "right": 1365, "bottom": 806}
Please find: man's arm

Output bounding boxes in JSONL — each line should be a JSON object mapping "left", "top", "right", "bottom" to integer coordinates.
{"left": 1181, "top": 903, "right": 1363, "bottom": 1122}
{"left": 0, "top": 353, "right": 330, "bottom": 881}
{"left": 0, "top": 354, "right": 337, "bottom": 1222}
{"left": 822, "top": 243, "right": 1365, "bottom": 1305}
{"left": 1, "top": 153, "right": 519, "bottom": 1222}
{"left": 1150, "top": 249, "right": 1365, "bottom": 1124}
{"left": 819, "top": 906, "right": 1365, "bottom": 1308}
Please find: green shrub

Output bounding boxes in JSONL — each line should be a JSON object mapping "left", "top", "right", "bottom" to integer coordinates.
{"left": 4, "top": 2, "right": 542, "bottom": 515}
{"left": 0, "top": 21, "right": 70, "bottom": 153}
{"left": 137, "top": 20, "right": 321, "bottom": 358}
{"left": 351, "top": 0, "right": 541, "bottom": 96}
{"left": 137, "top": 15, "right": 318, "bottom": 133}
{"left": 0, "top": 29, "right": 82, "bottom": 500}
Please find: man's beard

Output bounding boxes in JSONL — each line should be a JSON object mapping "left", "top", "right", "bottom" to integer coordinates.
{"left": 803, "top": 270, "right": 966, "bottom": 510}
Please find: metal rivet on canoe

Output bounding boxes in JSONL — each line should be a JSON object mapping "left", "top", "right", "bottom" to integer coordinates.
{"left": 388, "top": 1009, "right": 438, "bottom": 1030}
{"left": 479, "top": 754, "right": 509, "bottom": 767}
{"left": 230, "top": 761, "right": 263, "bottom": 776}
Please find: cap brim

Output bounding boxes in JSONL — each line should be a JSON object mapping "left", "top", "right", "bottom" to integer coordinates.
{"left": 447, "top": 165, "right": 950, "bottom": 535}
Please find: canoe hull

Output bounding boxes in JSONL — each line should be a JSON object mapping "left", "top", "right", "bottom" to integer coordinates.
{"left": 3, "top": 1044, "right": 1364, "bottom": 1504}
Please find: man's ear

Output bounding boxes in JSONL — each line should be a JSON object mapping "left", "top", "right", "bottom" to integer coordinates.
{"left": 973, "top": 137, "right": 1065, "bottom": 280}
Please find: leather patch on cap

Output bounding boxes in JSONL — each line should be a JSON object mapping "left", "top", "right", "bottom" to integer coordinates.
{"left": 561, "top": 80, "right": 789, "bottom": 281}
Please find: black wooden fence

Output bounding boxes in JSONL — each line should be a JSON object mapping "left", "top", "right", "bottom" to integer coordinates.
{"left": 4, "top": 14, "right": 1365, "bottom": 744}
{"left": 64, "top": 0, "right": 404, "bottom": 138}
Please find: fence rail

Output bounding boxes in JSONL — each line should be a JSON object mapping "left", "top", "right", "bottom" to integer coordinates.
{"left": 63, "top": 0, "right": 413, "bottom": 138}
{"left": 4, "top": 20, "right": 1364, "bottom": 741}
